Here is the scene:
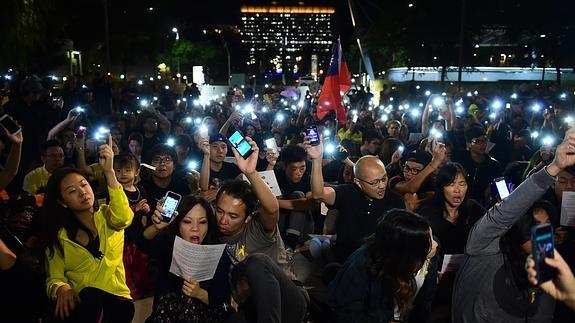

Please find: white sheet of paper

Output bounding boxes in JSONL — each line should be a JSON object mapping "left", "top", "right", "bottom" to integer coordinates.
{"left": 486, "top": 142, "right": 496, "bottom": 154}
{"left": 242, "top": 170, "right": 282, "bottom": 197}
{"left": 320, "top": 202, "right": 328, "bottom": 215}
{"left": 560, "top": 191, "right": 575, "bottom": 227}
{"left": 440, "top": 254, "right": 465, "bottom": 273}
{"left": 169, "top": 236, "right": 226, "bottom": 282}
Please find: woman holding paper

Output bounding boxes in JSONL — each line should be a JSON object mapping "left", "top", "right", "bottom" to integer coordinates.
{"left": 418, "top": 162, "right": 484, "bottom": 321}
{"left": 143, "top": 196, "right": 234, "bottom": 323}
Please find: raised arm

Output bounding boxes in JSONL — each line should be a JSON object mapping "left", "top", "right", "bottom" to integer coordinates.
{"left": 0, "top": 130, "right": 23, "bottom": 190}
{"left": 152, "top": 108, "right": 171, "bottom": 135}
{"left": 47, "top": 109, "right": 78, "bottom": 140}
{"left": 393, "top": 140, "right": 446, "bottom": 194}
{"left": 467, "top": 128, "right": 575, "bottom": 255}
{"left": 199, "top": 138, "right": 210, "bottom": 191}
{"left": 231, "top": 137, "right": 279, "bottom": 234}
{"left": 421, "top": 95, "right": 433, "bottom": 135}
{"left": 219, "top": 112, "right": 242, "bottom": 136}
{"left": 306, "top": 135, "right": 336, "bottom": 206}
{"left": 75, "top": 136, "right": 94, "bottom": 177}
{"left": 99, "top": 135, "right": 133, "bottom": 230}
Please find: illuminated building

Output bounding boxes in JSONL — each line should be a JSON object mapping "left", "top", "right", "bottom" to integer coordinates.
{"left": 240, "top": 2, "right": 335, "bottom": 81}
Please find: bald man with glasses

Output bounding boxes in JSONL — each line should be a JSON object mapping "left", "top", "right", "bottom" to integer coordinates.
{"left": 307, "top": 138, "right": 405, "bottom": 263}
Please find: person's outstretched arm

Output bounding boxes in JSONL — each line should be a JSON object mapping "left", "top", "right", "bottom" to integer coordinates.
{"left": 47, "top": 109, "right": 78, "bottom": 140}
{"left": 306, "top": 135, "right": 336, "bottom": 206}
{"left": 0, "top": 129, "right": 22, "bottom": 190}
{"left": 231, "top": 137, "right": 279, "bottom": 234}
{"left": 198, "top": 138, "right": 210, "bottom": 191}
{"left": 467, "top": 126, "right": 575, "bottom": 256}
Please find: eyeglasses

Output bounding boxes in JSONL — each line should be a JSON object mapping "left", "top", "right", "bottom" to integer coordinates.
{"left": 471, "top": 137, "right": 488, "bottom": 145}
{"left": 356, "top": 176, "right": 388, "bottom": 187}
{"left": 151, "top": 156, "right": 174, "bottom": 164}
{"left": 44, "top": 153, "right": 64, "bottom": 159}
{"left": 403, "top": 164, "right": 423, "bottom": 175}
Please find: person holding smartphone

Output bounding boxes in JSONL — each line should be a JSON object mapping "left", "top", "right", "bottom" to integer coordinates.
{"left": 452, "top": 126, "right": 575, "bottom": 323}
{"left": 42, "top": 135, "right": 135, "bottom": 322}
{"left": 214, "top": 136, "right": 309, "bottom": 323}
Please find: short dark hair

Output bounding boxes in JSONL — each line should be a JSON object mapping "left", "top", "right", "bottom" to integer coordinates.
{"left": 113, "top": 153, "right": 139, "bottom": 169}
{"left": 175, "top": 134, "right": 193, "bottom": 149}
{"left": 280, "top": 144, "right": 307, "bottom": 166}
{"left": 40, "top": 140, "right": 64, "bottom": 155}
{"left": 216, "top": 180, "right": 258, "bottom": 217}
{"left": 145, "top": 144, "right": 178, "bottom": 164}
{"left": 362, "top": 129, "right": 383, "bottom": 144}
{"left": 128, "top": 132, "right": 143, "bottom": 145}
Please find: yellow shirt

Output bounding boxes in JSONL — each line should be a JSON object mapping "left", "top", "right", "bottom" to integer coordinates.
{"left": 23, "top": 166, "right": 51, "bottom": 195}
{"left": 337, "top": 128, "right": 363, "bottom": 144}
{"left": 45, "top": 185, "right": 134, "bottom": 300}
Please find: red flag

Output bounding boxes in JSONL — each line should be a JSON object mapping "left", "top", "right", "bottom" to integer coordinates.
{"left": 317, "top": 40, "right": 351, "bottom": 124}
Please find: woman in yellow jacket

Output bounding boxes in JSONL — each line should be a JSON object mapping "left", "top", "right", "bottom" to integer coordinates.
{"left": 43, "top": 135, "right": 135, "bottom": 322}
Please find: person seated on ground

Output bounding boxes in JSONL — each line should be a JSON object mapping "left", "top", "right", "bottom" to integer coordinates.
{"left": 214, "top": 137, "right": 309, "bottom": 323}
{"left": 140, "top": 144, "right": 191, "bottom": 219}
{"left": 384, "top": 119, "right": 402, "bottom": 140}
{"left": 329, "top": 208, "right": 438, "bottom": 323}
{"left": 23, "top": 140, "right": 65, "bottom": 195}
{"left": 137, "top": 111, "right": 170, "bottom": 158}
{"left": 417, "top": 162, "right": 485, "bottom": 322}
{"left": 453, "top": 124, "right": 502, "bottom": 206}
{"left": 42, "top": 136, "right": 135, "bottom": 322}
{"left": 0, "top": 196, "right": 46, "bottom": 323}
{"left": 309, "top": 137, "right": 404, "bottom": 264}
{"left": 113, "top": 153, "right": 151, "bottom": 300}
{"left": 337, "top": 116, "right": 362, "bottom": 144}
{"left": 205, "top": 133, "right": 241, "bottom": 184}
{"left": 389, "top": 144, "right": 446, "bottom": 211}
{"left": 451, "top": 127, "right": 575, "bottom": 323}
{"left": 128, "top": 132, "right": 144, "bottom": 163}
{"left": 274, "top": 144, "right": 316, "bottom": 249}
{"left": 359, "top": 129, "right": 383, "bottom": 157}
{"left": 143, "top": 196, "right": 234, "bottom": 322}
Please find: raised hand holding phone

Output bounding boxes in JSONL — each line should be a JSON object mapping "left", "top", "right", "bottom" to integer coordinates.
{"left": 230, "top": 136, "right": 259, "bottom": 175}
{"left": 98, "top": 134, "right": 114, "bottom": 173}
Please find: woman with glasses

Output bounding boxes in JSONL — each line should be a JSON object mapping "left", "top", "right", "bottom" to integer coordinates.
{"left": 389, "top": 144, "right": 446, "bottom": 211}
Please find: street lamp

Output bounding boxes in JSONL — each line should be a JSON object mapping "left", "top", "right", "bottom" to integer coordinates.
{"left": 172, "top": 27, "right": 180, "bottom": 83}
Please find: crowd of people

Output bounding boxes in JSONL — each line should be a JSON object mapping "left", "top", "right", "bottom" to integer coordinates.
{"left": 1, "top": 72, "right": 575, "bottom": 323}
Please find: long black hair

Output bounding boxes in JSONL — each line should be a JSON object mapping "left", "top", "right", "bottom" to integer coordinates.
{"left": 42, "top": 167, "right": 98, "bottom": 257}
{"left": 166, "top": 195, "right": 219, "bottom": 245}
{"left": 432, "top": 162, "right": 480, "bottom": 224}
{"left": 365, "top": 208, "right": 431, "bottom": 315}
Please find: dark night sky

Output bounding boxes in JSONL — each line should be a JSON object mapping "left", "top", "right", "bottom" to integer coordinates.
{"left": 58, "top": 0, "right": 355, "bottom": 50}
